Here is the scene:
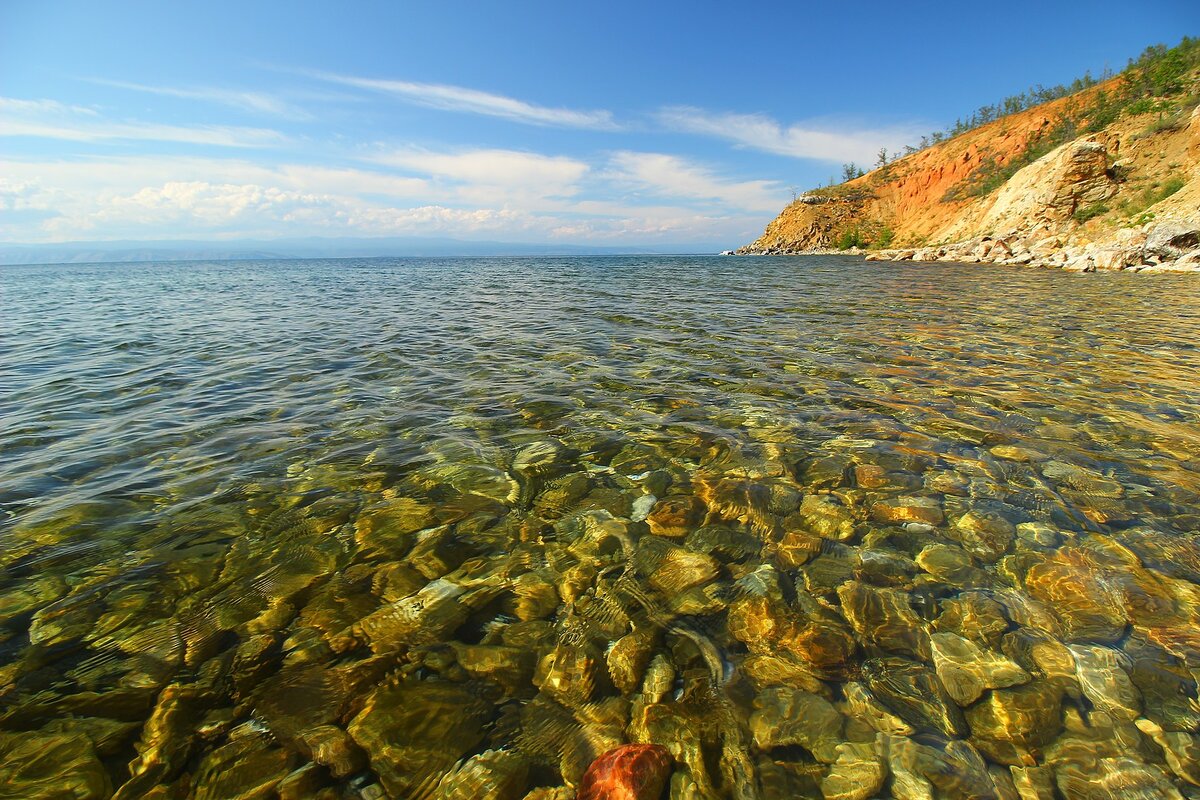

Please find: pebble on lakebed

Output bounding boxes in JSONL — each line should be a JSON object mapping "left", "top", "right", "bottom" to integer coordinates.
{"left": 3, "top": 417, "right": 1200, "bottom": 800}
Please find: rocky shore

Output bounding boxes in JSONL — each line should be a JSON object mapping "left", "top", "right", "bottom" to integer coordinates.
{"left": 864, "top": 218, "right": 1200, "bottom": 273}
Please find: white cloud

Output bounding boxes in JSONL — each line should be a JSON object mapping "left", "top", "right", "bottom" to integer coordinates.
{"left": 38, "top": 178, "right": 551, "bottom": 239}
{"left": 0, "top": 96, "right": 286, "bottom": 148}
{"left": 371, "top": 147, "right": 589, "bottom": 202}
{"left": 606, "top": 151, "right": 786, "bottom": 212}
{"left": 658, "top": 105, "right": 925, "bottom": 164}
{"left": 309, "top": 71, "right": 618, "bottom": 129}
{"left": 0, "top": 152, "right": 771, "bottom": 246}
{"left": 86, "top": 78, "right": 311, "bottom": 119}
{"left": 94, "top": 181, "right": 325, "bottom": 227}
{"left": 1, "top": 156, "right": 427, "bottom": 200}
{"left": 0, "top": 178, "right": 57, "bottom": 211}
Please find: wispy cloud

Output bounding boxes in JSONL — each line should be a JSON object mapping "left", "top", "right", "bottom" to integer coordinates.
{"left": 0, "top": 120, "right": 286, "bottom": 148}
{"left": 0, "top": 97, "right": 99, "bottom": 117}
{"left": 658, "top": 106, "right": 925, "bottom": 164}
{"left": 607, "top": 151, "right": 786, "bottom": 212}
{"left": 87, "top": 78, "right": 311, "bottom": 119}
{"left": 307, "top": 70, "right": 618, "bottom": 130}
{"left": 0, "top": 96, "right": 286, "bottom": 148}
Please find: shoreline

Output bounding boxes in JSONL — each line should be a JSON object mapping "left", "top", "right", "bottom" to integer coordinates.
{"left": 733, "top": 219, "right": 1200, "bottom": 274}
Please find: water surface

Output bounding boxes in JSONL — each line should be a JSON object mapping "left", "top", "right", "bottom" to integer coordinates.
{"left": 3, "top": 256, "right": 1200, "bottom": 799}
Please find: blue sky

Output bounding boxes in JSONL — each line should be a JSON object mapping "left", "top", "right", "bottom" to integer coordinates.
{"left": 1, "top": 1, "right": 1196, "bottom": 248}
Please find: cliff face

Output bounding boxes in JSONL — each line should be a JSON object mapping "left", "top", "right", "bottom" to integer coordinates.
{"left": 739, "top": 60, "right": 1200, "bottom": 273}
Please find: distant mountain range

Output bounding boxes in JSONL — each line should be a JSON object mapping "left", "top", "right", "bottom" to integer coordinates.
{"left": 0, "top": 236, "right": 725, "bottom": 266}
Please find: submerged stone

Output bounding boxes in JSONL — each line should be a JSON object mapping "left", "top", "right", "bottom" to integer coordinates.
{"left": 802, "top": 551, "right": 857, "bottom": 597}
{"left": 1055, "top": 755, "right": 1182, "bottom": 800}
{"left": 821, "top": 739, "right": 886, "bottom": 800}
{"left": 888, "top": 734, "right": 997, "bottom": 800}
{"left": 916, "top": 543, "right": 990, "bottom": 589}
{"left": 635, "top": 535, "right": 720, "bottom": 595}
{"left": 298, "top": 724, "right": 365, "bottom": 778}
{"left": 188, "top": 727, "right": 298, "bottom": 800}
{"left": 775, "top": 529, "right": 824, "bottom": 568}
{"left": 1068, "top": 644, "right": 1141, "bottom": 722}
{"left": 1136, "top": 718, "right": 1200, "bottom": 787}
{"left": 1128, "top": 646, "right": 1200, "bottom": 732}
{"left": 535, "top": 641, "right": 606, "bottom": 706}
{"left": 784, "top": 619, "right": 859, "bottom": 680}
{"left": 1023, "top": 549, "right": 1128, "bottom": 642}
{"left": 0, "top": 730, "right": 111, "bottom": 800}
{"left": 953, "top": 510, "right": 1016, "bottom": 563}
{"left": 838, "top": 580, "right": 930, "bottom": 660}
{"left": 966, "top": 682, "right": 1064, "bottom": 765}
{"left": 750, "top": 685, "right": 844, "bottom": 763}
{"left": 799, "top": 494, "right": 856, "bottom": 541}
{"left": 871, "top": 496, "right": 944, "bottom": 527}
{"left": 627, "top": 702, "right": 716, "bottom": 796}
{"left": 606, "top": 628, "right": 657, "bottom": 696}
{"left": 854, "top": 464, "right": 922, "bottom": 491}
{"left": 347, "top": 680, "right": 493, "bottom": 799}
{"left": 930, "top": 631, "right": 1030, "bottom": 706}
{"left": 428, "top": 749, "right": 531, "bottom": 800}
{"left": 354, "top": 497, "right": 432, "bottom": 555}
{"left": 454, "top": 644, "right": 536, "bottom": 695}
{"left": 798, "top": 454, "right": 853, "bottom": 489}
{"left": 645, "top": 496, "right": 706, "bottom": 538}
{"left": 933, "top": 592, "right": 1010, "bottom": 647}
{"left": 696, "top": 476, "right": 776, "bottom": 534}
{"left": 343, "top": 577, "right": 470, "bottom": 652}
{"left": 576, "top": 744, "right": 672, "bottom": 800}
{"left": 843, "top": 681, "right": 914, "bottom": 736}
{"left": 862, "top": 658, "right": 966, "bottom": 738}
{"left": 686, "top": 525, "right": 761, "bottom": 563}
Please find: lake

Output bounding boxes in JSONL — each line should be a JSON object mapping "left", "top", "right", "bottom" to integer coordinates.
{"left": 3, "top": 255, "right": 1200, "bottom": 798}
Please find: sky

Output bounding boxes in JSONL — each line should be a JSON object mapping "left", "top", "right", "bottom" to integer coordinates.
{"left": 1, "top": 1, "right": 1197, "bottom": 249}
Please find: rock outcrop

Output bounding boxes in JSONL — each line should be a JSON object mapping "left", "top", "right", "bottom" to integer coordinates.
{"left": 971, "top": 140, "right": 1119, "bottom": 236}
{"left": 741, "top": 192, "right": 872, "bottom": 254}
{"left": 1190, "top": 103, "right": 1200, "bottom": 159}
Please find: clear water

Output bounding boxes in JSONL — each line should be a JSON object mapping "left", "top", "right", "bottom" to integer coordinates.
{"left": 2, "top": 256, "right": 1200, "bottom": 799}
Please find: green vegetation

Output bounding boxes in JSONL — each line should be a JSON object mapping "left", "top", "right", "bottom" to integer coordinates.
{"left": 836, "top": 227, "right": 868, "bottom": 250}
{"left": 1117, "top": 177, "right": 1187, "bottom": 220}
{"left": 1140, "top": 109, "right": 1188, "bottom": 136}
{"left": 815, "top": 37, "right": 1197, "bottom": 194}
{"left": 897, "top": 71, "right": 1111, "bottom": 158}
{"left": 1126, "top": 41, "right": 1198, "bottom": 96}
{"left": 834, "top": 221, "right": 894, "bottom": 250}
{"left": 927, "top": 36, "right": 1200, "bottom": 153}
{"left": 806, "top": 184, "right": 876, "bottom": 202}
{"left": 942, "top": 118, "right": 1078, "bottom": 201}
{"left": 1124, "top": 97, "right": 1170, "bottom": 116}
{"left": 1072, "top": 202, "right": 1110, "bottom": 224}
{"left": 841, "top": 162, "right": 866, "bottom": 182}
{"left": 938, "top": 37, "right": 1199, "bottom": 201}
{"left": 1084, "top": 89, "right": 1121, "bottom": 133}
